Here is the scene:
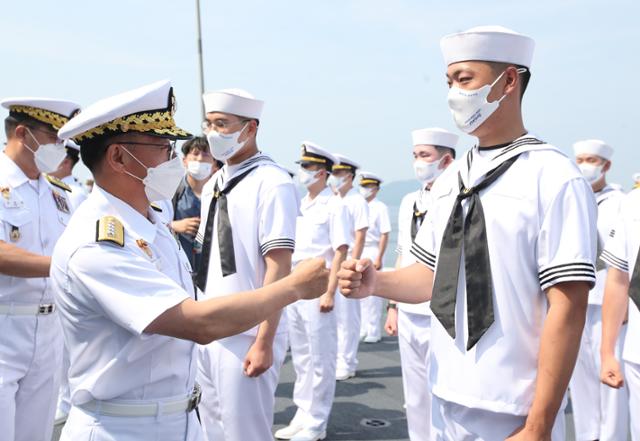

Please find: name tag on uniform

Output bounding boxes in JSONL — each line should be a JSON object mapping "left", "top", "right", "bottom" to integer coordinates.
{"left": 52, "top": 190, "right": 70, "bottom": 214}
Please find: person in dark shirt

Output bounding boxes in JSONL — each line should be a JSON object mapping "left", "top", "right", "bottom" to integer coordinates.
{"left": 171, "top": 136, "right": 222, "bottom": 270}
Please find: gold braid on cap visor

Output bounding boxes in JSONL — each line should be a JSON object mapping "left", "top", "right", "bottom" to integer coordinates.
{"left": 10, "top": 105, "right": 71, "bottom": 130}
{"left": 360, "top": 179, "right": 380, "bottom": 186}
{"left": 74, "top": 110, "right": 190, "bottom": 141}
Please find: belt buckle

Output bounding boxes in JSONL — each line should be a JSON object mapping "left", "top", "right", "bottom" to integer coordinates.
{"left": 187, "top": 383, "right": 202, "bottom": 412}
{"left": 38, "top": 304, "right": 55, "bottom": 315}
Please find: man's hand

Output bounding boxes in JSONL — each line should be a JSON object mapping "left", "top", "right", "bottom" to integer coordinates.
{"left": 319, "top": 292, "right": 334, "bottom": 313}
{"left": 601, "top": 355, "right": 625, "bottom": 388}
{"left": 506, "top": 424, "right": 550, "bottom": 441}
{"left": 290, "top": 258, "right": 329, "bottom": 300}
{"left": 337, "top": 258, "right": 377, "bottom": 299}
{"left": 171, "top": 217, "right": 200, "bottom": 236}
{"left": 243, "top": 340, "right": 273, "bottom": 378}
{"left": 374, "top": 257, "right": 383, "bottom": 271}
{"left": 385, "top": 306, "right": 398, "bottom": 336}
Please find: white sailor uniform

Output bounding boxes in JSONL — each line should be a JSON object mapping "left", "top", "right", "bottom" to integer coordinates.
{"left": 61, "top": 175, "right": 88, "bottom": 211}
{"left": 49, "top": 185, "right": 200, "bottom": 441}
{"left": 196, "top": 153, "right": 298, "bottom": 441}
{"left": 335, "top": 188, "right": 369, "bottom": 376}
{"left": 0, "top": 152, "right": 73, "bottom": 441}
{"left": 600, "top": 188, "right": 640, "bottom": 440}
{"left": 359, "top": 198, "right": 391, "bottom": 341}
{"left": 411, "top": 136, "right": 597, "bottom": 440}
{"left": 396, "top": 187, "right": 433, "bottom": 441}
{"left": 286, "top": 186, "right": 351, "bottom": 433}
{"left": 569, "top": 183, "right": 629, "bottom": 441}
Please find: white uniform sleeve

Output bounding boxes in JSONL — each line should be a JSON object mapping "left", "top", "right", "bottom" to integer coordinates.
{"left": 330, "top": 200, "right": 351, "bottom": 251}
{"left": 379, "top": 203, "right": 391, "bottom": 235}
{"left": 410, "top": 213, "right": 437, "bottom": 271}
{"left": 68, "top": 244, "right": 190, "bottom": 335}
{"left": 537, "top": 178, "right": 598, "bottom": 291}
{"left": 601, "top": 207, "right": 630, "bottom": 273}
{"left": 352, "top": 196, "right": 370, "bottom": 232}
{"left": 258, "top": 182, "right": 298, "bottom": 256}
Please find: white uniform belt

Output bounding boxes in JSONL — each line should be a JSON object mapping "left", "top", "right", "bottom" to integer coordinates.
{"left": 79, "top": 384, "right": 202, "bottom": 417}
{"left": 0, "top": 303, "right": 56, "bottom": 315}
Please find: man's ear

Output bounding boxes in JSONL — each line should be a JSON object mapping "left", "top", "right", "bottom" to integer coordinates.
{"left": 14, "top": 124, "right": 28, "bottom": 142}
{"left": 441, "top": 153, "right": 453, "bottom": 168}
{"left": 603, "top": 160, "right": 612, "bottom": 173}
{"left": 104, "top": 144, "right": 128, "bottom": 174}
{"left": 503, "top": 66, "right": 520, "bottom": 97}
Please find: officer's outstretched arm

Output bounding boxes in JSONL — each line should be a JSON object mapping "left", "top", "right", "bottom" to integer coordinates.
{"left": 338, "top": 260, "right": 432, "bottom": 303}
{"left": 145, "top": 257, "right": 328, "bottom": 344}
{"left": 0, "top": 240, "right": 51, "bottom": 277}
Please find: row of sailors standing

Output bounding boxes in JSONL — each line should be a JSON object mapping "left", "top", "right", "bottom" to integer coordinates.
{"left": 1, "top": 25, "right": 640, "bottom": 441}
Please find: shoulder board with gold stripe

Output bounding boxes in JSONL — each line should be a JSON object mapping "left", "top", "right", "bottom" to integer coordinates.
{"left": 95, "top": 216, "right": 125, "bottom": 247}
{"left": 150, "top": 203, "right": 163, "bottom": 212}
{"left": 44, "top": 174, "right": 72, "bottom": 192}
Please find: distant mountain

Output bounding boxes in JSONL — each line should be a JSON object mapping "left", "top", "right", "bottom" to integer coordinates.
{"left": 378, "top": 180, "right": 420, "bottom": 207}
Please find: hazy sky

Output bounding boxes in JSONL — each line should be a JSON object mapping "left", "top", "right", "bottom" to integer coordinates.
{"left": 1, "top": 0, "right": 638, "bottom": 187}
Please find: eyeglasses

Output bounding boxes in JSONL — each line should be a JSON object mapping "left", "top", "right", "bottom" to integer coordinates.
{"left": 201, "top": 118, "right": 250, "bottom": 132}
{"left": 118, "top": 140, "right": 177, "bottom": 159}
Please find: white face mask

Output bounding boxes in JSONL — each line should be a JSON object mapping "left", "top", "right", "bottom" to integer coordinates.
{"left": 578, "top": 163, "right": 604, "bottom": 184}
{"left": 187, "top": 160, "right": 213, "bottom": 180}
{"left": 24, "top": 128, "right": 67, "bottom": 173}
{"left": 121, "top": 146, "right": 186, "bottom": 202}
{"left": 359, "top": 187, "right": 376, "bottom": 199}
{"left": 206, "top": 123, "right": 249, "bottom": 161}
{"left": 414, "top": 158, "right": 444, "bottom": 184}
{"left": 298, "top": 167, "right": 321, "bottom": 188}
{"left": 327, "top": 174, "right": 347, "bottom": 192}
{"left": 447, "top": 69, "right": 525, "bottom": 134}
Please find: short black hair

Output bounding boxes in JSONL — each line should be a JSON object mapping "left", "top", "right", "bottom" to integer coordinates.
{"left": 79, "top": 136, "right": 110, "bottom": 173}
{"left": 487, "top": 62, "right": 531, "bottom": 100}
{"left": 66, "top": 148, "right": 80, "bottom": 167}
{"left": 181, "top": 135, "right": 209, "bottom": 156}
{"left": 435, "top": 146, "right": 456, "bottom": 160}
{"left": 4, "top": 114, "right": 53, "bottom": 139}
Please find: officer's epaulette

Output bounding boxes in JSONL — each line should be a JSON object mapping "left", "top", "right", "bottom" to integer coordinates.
{"left": 44, "top": 174, "right": 72, "bottom": 192}
{"left": 95, "top": 216, "right": 125, "bottom": 247}
{"left": 150, "top": 203, "right": 163, "bottom": 212}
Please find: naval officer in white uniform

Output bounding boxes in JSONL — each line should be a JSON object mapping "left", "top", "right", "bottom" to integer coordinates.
{"left": 50, "top": 80, "right": 328, "bottom": 441}
{"left": 329, "top": 154, "right": 369, "bottom": 380}
{"left": 50, "top": 139, "right": 88, "bottom": 211}
{"left": 600, "top": 188, "right": 640, "bottom": 440}
{"left": 569, "top": 139, "right": 628, "bottom": 441}
{"left": 338, "top": 26, "right": 598, "bottom": 440}
{"left": 385, "top": 127, "right": 457, "bottom": 441}
{"left": 0, "top": 97, "right": 79, "bottom": 441}
{"left": 357, "top": 171, "right": 391, "bottom": 343}
{"left": 275, "top": 142, "right": 351, "bottom": 441}
{"left": 196, "top": 89, "right": 299, "bottom": 441}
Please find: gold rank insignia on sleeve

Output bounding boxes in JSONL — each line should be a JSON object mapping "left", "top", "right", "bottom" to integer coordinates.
{"left": 150, "top": 203, "right": 163, "bottom": 212}
{"left": 95, "top": 216, "right": 125, "bottom": 247}
{"left": 44, "top": 174, "right": 72, "bottom": 192}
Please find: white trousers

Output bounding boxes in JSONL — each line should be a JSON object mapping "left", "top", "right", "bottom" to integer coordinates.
{"left": 197, "top": 332, "right": 287, "bottom": 441}
{"left": 360, "top": 296, "right": 383, "bottom": 340}
{"left": 626, "top": 361, "right": 640, "bottom": 441}
{"left": 0, "top": 313, "right": 62, "bottom": 441}
{"left": 60, "top": 404, "right": 203, "bottom": 441}
{"left": 286, "top": 297, "right": 337, "bottom": 432}
{"left": 359, "top": 245, "right": 383, "bottom": 340}
{"left": 398, "top": 310, "right": 432, "bottom": 441}
{"left": 335, "top": 288, "right": 361, "bottom": 373}
{"left": 431, "top": 395, "right": 566, "bottom": 441}
{"left": 569, "top": 305, "right": 630, "bottom": 441}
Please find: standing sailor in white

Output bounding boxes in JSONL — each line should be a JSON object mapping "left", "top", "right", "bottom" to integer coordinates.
{"left": 51, "top": 80, "right": 328, "bottom": 441}
{"left": 358, "top": 172, "right": 391, "bottom": 343}
{"left": 600, "top": 190, "right": 640, "bottom": 440}
{"left": 50, "top": 139, "right": 88, "bottom": 211}
{"left": 385, "top": 127, "right": 457, "bottom": 441}
{"left": 569, "top": 139, "right": 628, "bottom": 441}
{"left": 197, "top": 89, "right": 299, "bottom": 441}
{"left": 0, "top": 97, "right": 79, "bottom": 441}
{"left": 329, "top": 154, "right": 369, "bottom": 380}
{"left": 338, "top": 26, "right": 598, "bottom": 440}
{"left": 275, "top": 142, "right": 351, "bottom": 441}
